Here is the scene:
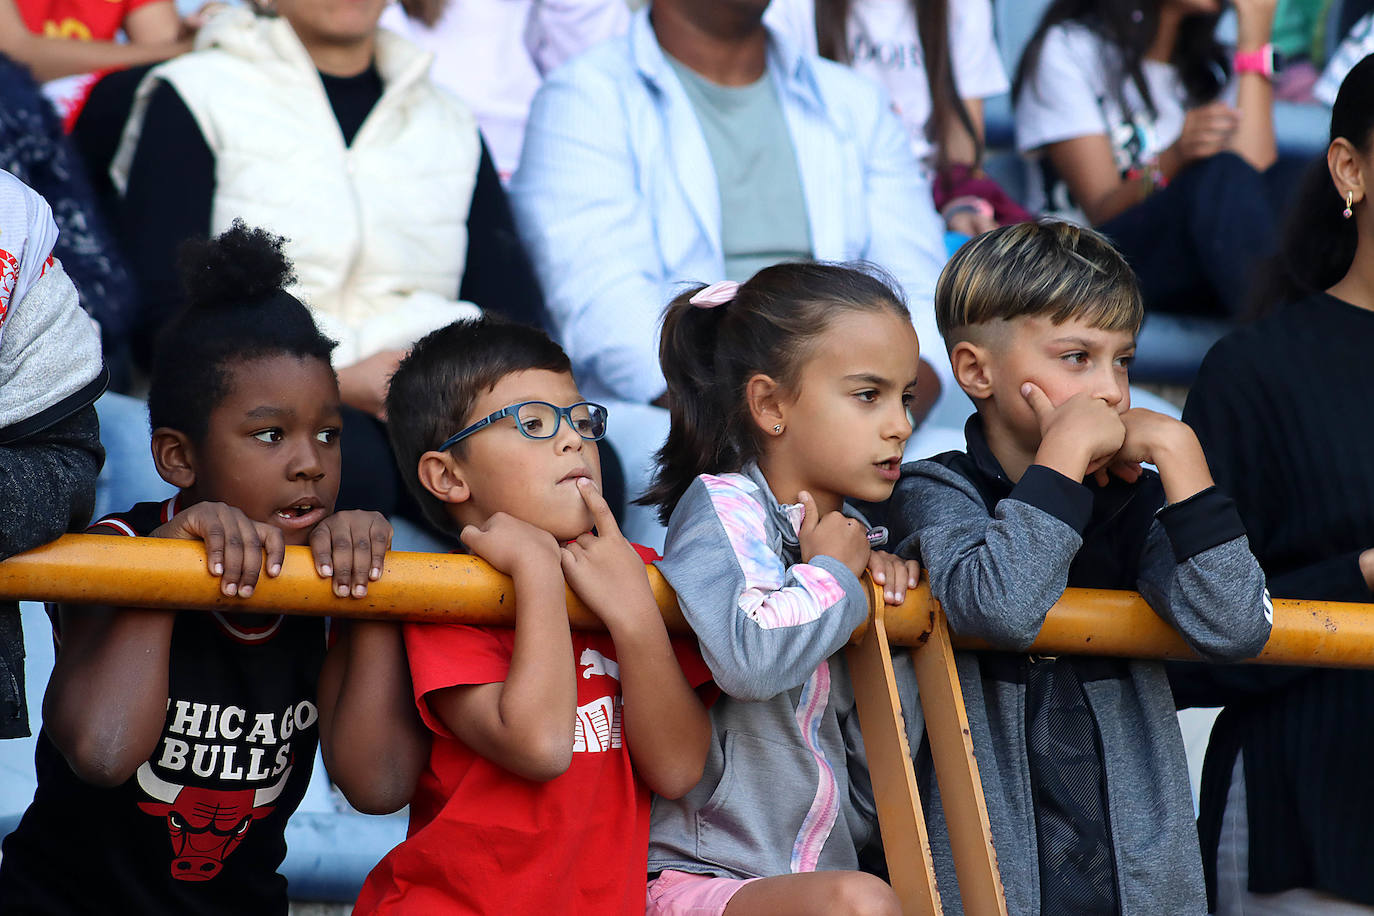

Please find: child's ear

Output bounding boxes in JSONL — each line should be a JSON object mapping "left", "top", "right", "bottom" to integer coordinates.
{"left": 417, "top": 451, "right": 471, "bottom": 506}
{"left": 950, "top": 341, "right": 995, "bottom": 401}
{"left": 151, "top": 428, "right": 198, "bottom": 489}
{"left": 1329, "top": 137, "right": 1366, "bottom": 208}
{"left": 745, "top": 373, "right": 787, "bottom": 438}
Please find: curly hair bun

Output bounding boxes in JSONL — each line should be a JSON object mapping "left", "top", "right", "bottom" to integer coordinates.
{"left": 177, "top": 219, "right": 298, "bottom": 309}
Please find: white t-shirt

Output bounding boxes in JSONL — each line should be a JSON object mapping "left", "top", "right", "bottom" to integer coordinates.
{"left": 766, "top": 0, "right": 1009, "bottom": 170}
{"left": 1015, "top": 22, "right": 1232, "bottom": 220}
{"left": 378, "top": 0, "right": 628, "bottom": 181}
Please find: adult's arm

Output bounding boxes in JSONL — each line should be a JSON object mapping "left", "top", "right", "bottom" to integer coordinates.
{"left": 0, "top": 406, "right": 102, "bottom": 560}
{"left": 1227, "top": 0, "right": 1278, "bottom": 171}
{"left": 119, "top": 79, "right": 214, "bottom": 367}
{"left": 0, "top": 0, "right": 189, "bottom": 83}
{"left": 524, "top": 0, "right": 629, "bottom": 76}
{"left": 509, "top": 64, "right": 673, "bottom": 403}
{"left": 458, "top": 139, "right": 548, "bottom": 330}
{"left": 0, "top": 258, "right": 106, "bottom": 558}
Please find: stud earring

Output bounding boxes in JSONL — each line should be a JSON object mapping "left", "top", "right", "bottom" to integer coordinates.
{"left": 1345, "top": 190, "right": 1355, "bottom": 219}
{"left": 772, "top": 424, "right": 783, "bottom": 434}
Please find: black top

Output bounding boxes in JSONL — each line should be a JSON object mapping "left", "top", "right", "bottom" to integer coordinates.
{"left": 1179, "top": 292, "right": 1374, "bottom": 906}
{"left": 0, "top": 499, "right": 326, "bottom": 915}
{"left": 119, "top": 66, "right": 547, "bottom": 370}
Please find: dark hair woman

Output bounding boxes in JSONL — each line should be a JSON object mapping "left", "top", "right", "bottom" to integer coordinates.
{"left": 1015, "top": 0, "right": 1291, "bottom": 322}
{"left": 1176, "top": 53, "right": 1374, "bottom": 913}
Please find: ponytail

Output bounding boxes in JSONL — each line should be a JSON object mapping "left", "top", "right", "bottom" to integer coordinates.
{"left": 640, "top": 287, "right": 739, "bottom": 524}
{"left": 1251, "top": 54, "right": 1374, "bottom": 316}
{"left": 638, "top": 262, "right": 909, "bottom": 524}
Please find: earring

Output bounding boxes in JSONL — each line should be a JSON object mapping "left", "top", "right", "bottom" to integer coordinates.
{"left": 1345, "top": 190, "right": 1355, "bottom": 219}
{"left": 772, "top": 424, "right": 783, "bottom": 434}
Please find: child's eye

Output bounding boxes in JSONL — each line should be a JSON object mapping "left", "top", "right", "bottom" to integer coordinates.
{"left": 316, "top": 428, "right": 340, "bottom": 445}
{"left": 1115, "top": 355, "right": 1134, "bottom": 369}
{"left": 855, "top": 389, "right": 879, "bottom": 403}
{"left": 1062, "top": 352, "right": 1089, "bottom": 366}
{"left": 521, "top": 417, "right": 546, "bottom": 435}
{"left": 252, "top": 429, "right": 284, "bottom": 443}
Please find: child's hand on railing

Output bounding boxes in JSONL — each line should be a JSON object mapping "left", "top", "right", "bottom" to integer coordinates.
{"left": 560, "top": 479, "right": 657, "bottom": 630}
{"left": 868, "top": 550, "right": 921, "bottom": 606}
{"left": 151, "top": 501, "right": 285, "bottom": 598}
{"left": 798, "top": 490, "right": 870, "bottom": 579}
{"left": 311, "top": 510, "right": 393, "bottom": 598}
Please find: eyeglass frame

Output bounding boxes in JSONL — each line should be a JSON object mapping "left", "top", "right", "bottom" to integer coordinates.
{"left": 437, "top": 400, "right": 609, "bottom": 453}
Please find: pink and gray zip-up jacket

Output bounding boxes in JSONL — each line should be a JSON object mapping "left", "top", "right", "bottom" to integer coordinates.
{"left": 647, "top": 462, "right": 880, "bottom": 880}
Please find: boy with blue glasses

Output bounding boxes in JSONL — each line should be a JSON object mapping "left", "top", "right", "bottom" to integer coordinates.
{"left": 348, "top": 315, "right": 712, "bottom": 914}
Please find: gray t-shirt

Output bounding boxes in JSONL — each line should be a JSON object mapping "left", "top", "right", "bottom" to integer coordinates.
{"left": 667, "top": 57, "right": 813, "bottom": 281}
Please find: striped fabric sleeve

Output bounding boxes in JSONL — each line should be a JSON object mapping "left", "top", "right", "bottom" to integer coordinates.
{"left": 659, "top": 474, "right": 869, "bottom": 701}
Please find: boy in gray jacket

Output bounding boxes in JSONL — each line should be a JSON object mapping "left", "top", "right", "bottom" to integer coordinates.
{"left": 889, "top": 221, "right": 1272, "bottom": 916}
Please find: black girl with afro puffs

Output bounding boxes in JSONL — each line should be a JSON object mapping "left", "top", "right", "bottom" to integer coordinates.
{"left": 0, "top": 221, "right": 429, "bottom": 914}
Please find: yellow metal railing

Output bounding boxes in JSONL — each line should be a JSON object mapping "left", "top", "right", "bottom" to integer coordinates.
{"left": 5, "top": 534, "right": 1374, "bottom": 915}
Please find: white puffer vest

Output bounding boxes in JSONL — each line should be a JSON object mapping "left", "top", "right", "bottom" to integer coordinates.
{"left": 112, "top": 8, "right": 482, "bottom": 367}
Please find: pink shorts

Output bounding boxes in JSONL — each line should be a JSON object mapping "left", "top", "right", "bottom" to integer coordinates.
{"left": 645, "top": 869, "right": 761, "bottom": 916}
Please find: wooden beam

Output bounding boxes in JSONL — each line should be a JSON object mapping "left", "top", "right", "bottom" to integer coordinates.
{"left": 907, "top": 606, "right": 1008, "bottom": 915}
{"left": 847, "top": 577, "right": 942, "bottom": 915}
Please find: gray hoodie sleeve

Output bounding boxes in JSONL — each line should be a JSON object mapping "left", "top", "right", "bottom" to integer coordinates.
{"left": 656, "top": 474, "right": 871, "bottom": 701}
{"left": 1135, "top": 488, "right": 1273, "bottom": 661}
{"left": 892, "top": 461, "right": 1090, "bottom": 650}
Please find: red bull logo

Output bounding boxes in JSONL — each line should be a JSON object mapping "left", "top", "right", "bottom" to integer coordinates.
{"left": 136, "top": 761, "right": 291, "bottom": 881}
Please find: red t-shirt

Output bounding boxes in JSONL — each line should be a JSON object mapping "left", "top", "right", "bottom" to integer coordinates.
{"left": 353, "top": 548, "right": 712, "bottom": 915}
{"left": 18, "top": 0, "right": 163, "bottom": 42}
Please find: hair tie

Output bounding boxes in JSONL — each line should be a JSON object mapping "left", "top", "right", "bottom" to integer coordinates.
{"left": 689, "top": 280, "right": 740, "bottom": 309}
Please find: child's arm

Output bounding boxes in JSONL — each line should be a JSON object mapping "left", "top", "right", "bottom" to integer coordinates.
{"left": 890, "top": 461, "right": 1088, "bottom": 649}
{"left": 312, "top": 511, "right": 430, "bottom": 814}
{"left": 0, "top": 0, "right": 191, "bottom": 83}
{"left": 44, "top": 502, "right": 284, "bottom": 785}
{"left": 656, "top": 476, "right": 872, "bottom": 702}
{"left": 318, "top": 620, "right": 429, "bottom": 812}
{"left": 422, "top": 513, "right": 576, "bottom": 782}
{"left": 559, "top": 480, "right": 710, "bottom": 798}
{"left": 1117, "top": 409, "right": 1273, "bottom": 660}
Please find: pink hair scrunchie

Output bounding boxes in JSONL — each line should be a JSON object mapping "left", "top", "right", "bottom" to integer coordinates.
{"left": 689, "top": 280, "right": 740, "bottom": 308}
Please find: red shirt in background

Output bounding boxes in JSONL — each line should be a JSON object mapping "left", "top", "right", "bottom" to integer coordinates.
{"left": 18, "top": 0, "right": 163, "bottom": 42}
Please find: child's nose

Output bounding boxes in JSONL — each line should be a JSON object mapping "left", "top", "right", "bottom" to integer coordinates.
{"left": 289, "top": 440, "right": 326, "bottom": 479}
{"left": 1096, "top": 369, "right": 1126, "bottom": 406}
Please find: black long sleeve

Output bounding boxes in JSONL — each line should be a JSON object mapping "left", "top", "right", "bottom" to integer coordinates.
{"left": 119, "top": 81, "right": 215, "bottom": 371}
{"left": 458, "top": 139, "right": 548, "bottom": 331}
{"left": 1180, "top": 292, "right": 1374, "bottom": 906}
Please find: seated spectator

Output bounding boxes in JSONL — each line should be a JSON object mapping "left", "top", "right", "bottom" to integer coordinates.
{"left": 0, "top": 169, "right": 106, "bottom": 741}
{"left": 379, "top": 0, "right": 629, "bottom": 181}
{"left": 509, "top": 0, "right": 949, "bottom": 547}
{"left": 767, "top": 0, "right": 1031, "bottom": 236}
{"left": 109, "top": 0, "right": 547, "bottom": 541}
{"left": 1015, "top": 0, "right": 1288, "bottom": 320}
{"left": 1176, "top": 53, "right": 1374, "bottom": 913}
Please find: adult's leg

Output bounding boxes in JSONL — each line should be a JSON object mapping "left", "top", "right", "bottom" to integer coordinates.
{"left": 1101, "top": 152, "right": 1277, "bottom": 318}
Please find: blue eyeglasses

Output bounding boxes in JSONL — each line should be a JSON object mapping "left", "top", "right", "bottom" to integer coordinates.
{"left": 438, "top": 400, "right": 609, "bottom": 452}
